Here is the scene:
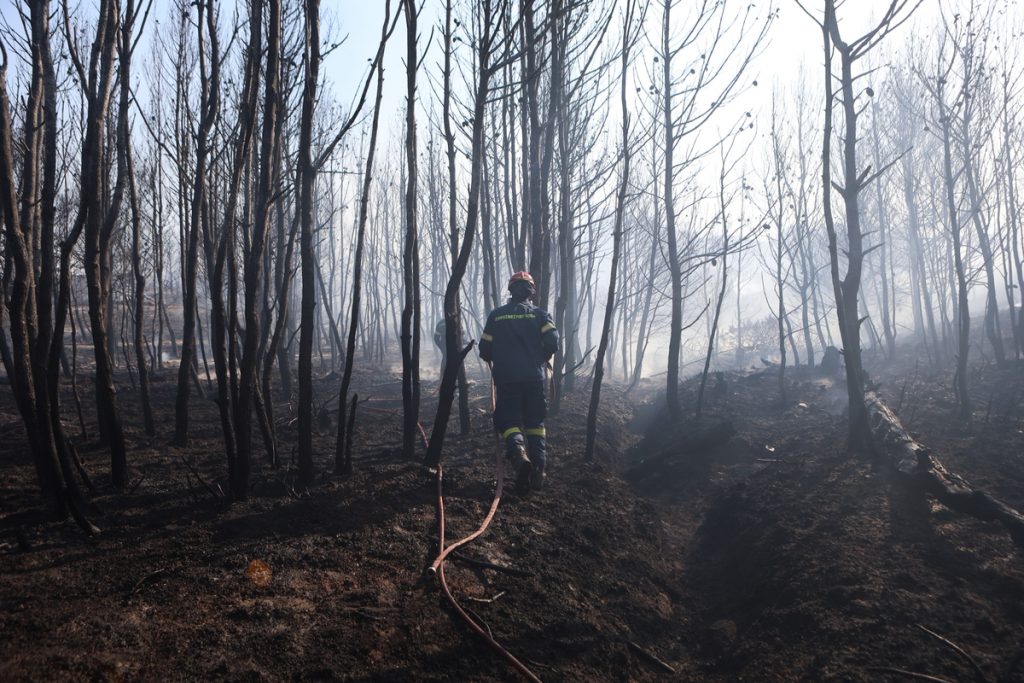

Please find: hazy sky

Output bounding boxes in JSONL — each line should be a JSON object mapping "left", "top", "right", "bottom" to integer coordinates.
{"left": 0, "top": 0, "right": 938, "bottom": 120}
{"left": 319, "top": 0, "right": 940, "bottom": 125}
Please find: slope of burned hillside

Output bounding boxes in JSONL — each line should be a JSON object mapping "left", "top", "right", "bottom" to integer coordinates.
{"left": 1, "top": 360, "right": 1022, "bottom": 681}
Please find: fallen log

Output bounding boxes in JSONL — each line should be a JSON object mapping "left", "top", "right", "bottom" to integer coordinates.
{"left": 866, "top": 392, "right": 1024, "bottom": 548}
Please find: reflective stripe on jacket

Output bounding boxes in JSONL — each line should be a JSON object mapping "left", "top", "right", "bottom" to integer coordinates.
{"left": 479, "top": 301, "right": 558, "bottom": 383}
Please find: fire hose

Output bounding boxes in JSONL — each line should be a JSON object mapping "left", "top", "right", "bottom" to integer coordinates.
{"left": 427, "top": 376, "right": 542, "bottom": 682}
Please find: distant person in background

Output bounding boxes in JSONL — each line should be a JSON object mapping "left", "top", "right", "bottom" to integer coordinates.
{"left": 433, "top": 318, "right": 448, "bottom": 374}
{"left": 433, "top": 317, "right": 468, "bottom": 376}
{"left": 479, "top": 272, "right": 558, "bottom": 494}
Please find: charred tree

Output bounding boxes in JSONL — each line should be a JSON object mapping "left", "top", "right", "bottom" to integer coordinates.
{"left": 0, "top": 1, "right": 100, "bottom": 531}
{"left": 868, "top": 393, "right": 1024, "bottom": 548}
{"left": 585, "top": 0, "right": 640, "bottom": 461}
{"left": 659, "top": 0, "right": 771, "bottom": 418}
{"left": 80, "top": 0, "right": 130, "bottom": 486}
{"left": 118, "top": 0, "right": 155, "bottom": 437}
{"left": 918, "top": 32, "right": 972, "bottom": 419}
{"left": 335, "top": 1, "right": 393, "bottom": 476}
{"left": 769, "top": 103, "right": 789, "bottom": 407}
{"left": 439, "top": 0, "right": 472, "bottom": 436}
{"left": 400, "top": 0, "right": 422, "bottom": 461}
{"left": 696, "top": 156, "right": 733, "bottom": 418}
{"left": 660, "top": 0, "right": 682, "bottom": 417}
{"left": 807, "top": 0, "right": 919, "bottom": 449}
{"left": 297, "top": 0, "right": 322, "bottom": 485}
{"left": 424, "top": 0, "right": 509, "bottom": 470}
{"left": 173, "top": 0, "right": 219, "bottom": 447}
{"left": 235, "top": 0, "right": 282, "bottom": 497}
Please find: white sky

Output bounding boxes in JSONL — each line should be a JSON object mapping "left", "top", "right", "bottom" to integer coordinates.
{"left": 0, "top": 0, "right": 942, "bottom": 128}
{"left": 321, "top": 0, "right": 944, "bottom": 131}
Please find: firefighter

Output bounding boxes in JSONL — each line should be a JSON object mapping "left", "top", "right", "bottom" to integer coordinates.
{"left": 479, "top": 272, "right": 558, "bottom": 494}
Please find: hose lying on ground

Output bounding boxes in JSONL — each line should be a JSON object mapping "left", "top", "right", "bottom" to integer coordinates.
{"left": 430, "top": 440, "right": 542, "bottom": 682}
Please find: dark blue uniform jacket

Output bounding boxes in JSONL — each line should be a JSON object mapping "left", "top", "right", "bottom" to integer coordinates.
{"left": 478, "top": 301, "right": 558, "bottom": 384}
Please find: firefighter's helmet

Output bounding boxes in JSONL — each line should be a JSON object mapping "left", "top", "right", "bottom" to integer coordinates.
{"left": 507, "top": 271, "right": 535, "bottom": 290}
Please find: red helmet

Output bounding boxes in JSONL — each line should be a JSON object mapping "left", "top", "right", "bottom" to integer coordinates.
{"left": 507, "top": 271, "right": 535, "bottom": 290}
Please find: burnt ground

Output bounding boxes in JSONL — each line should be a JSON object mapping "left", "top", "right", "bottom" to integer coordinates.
{"left": 1, "top": 353, "right": 1023, "bottom": 682}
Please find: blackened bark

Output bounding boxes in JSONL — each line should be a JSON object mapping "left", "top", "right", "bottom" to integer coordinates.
{"left": 120, "top": 0, "right": 155, "bottom": 437}
{"left": 76, "top": 0, "right": 129, "bottom": 486}
{"left": 400, "top": 0, "right": 422, "bottom": 461}
{"left": 335, "top": 0, "right": 390, "bottom": 476}
{"left": 661, "top": 0, "right": 682, "bottom": 418}
{"left": 424, "top": 0, "right": 503, "bottom": 469}
{"left": 297, "top": 0, "right": 322, "bottom": 485}
{"left": 0, "top": 4, "right": 98, "bottom": 531}
{"left": 235, "top": 0, "right": 280, "bottom": 498}
{"left": 173, "top": 0, "right": 218, "bottom": 447}
{"left": 586, "top": 1, "right": 635, "bottom": 461}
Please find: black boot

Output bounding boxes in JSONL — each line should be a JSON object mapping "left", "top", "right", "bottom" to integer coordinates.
{"left": 530, "top": 462, "right": 545, "bottom": 491}
{"left": 506, "top": 443, "right": 532, "bottom": 495}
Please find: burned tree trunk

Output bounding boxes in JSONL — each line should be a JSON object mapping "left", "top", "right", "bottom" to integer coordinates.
{"left": 335, "top": 0, "right": 391, "bottom": 476}
{"left": 696, "top": 163, "right": 731, "bottom": 418}
{"left": 119, "top": 0, "right": 155, "bottom": 438}
{"left": 827, "top": 8, "right": 870, "bottom": 450}
{"left": 235, "top": 0, "right": 281, "bottom": 497}
{"left": 770, "top": 103, "right": 788, "bottom": 407}
{"left": 297, "top": 0, "right": 322, "bottom": 485}
{"left": 948, "top": 20, "right": 1005, "bottom": 367}
{"left": 400, "top": 0, "right": 422, "bottom": 461}
{"left": 0, "top": 2, "right": 98, "bottom": 532}
{"left": 870, "top": 99, "right": 897, "bottom": 361}
{"left": 585, "top": 0, "right": 637, "bottom": 461}
{"left": 204, "top": 0, "right": 265, "bottom": 498}
{"left": 424, "top": 0, "right": 506, "bottom": 470}
{"left": 174, "top": 0, "right": 219, "bottom": 447}
{"left": 660, "top": 0, "right": 683, "bottom": 418}
{"left": 79, "top": 0, "right": 129, "bottom": 487}
{"left": 440, "top": 0, "right": 471, "bottom": 436}
{"left": 817, "top": 0, "right": 915, "bottom": 450}
{"left": 920, "top": 51, "right": 972, "bottom": 419}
